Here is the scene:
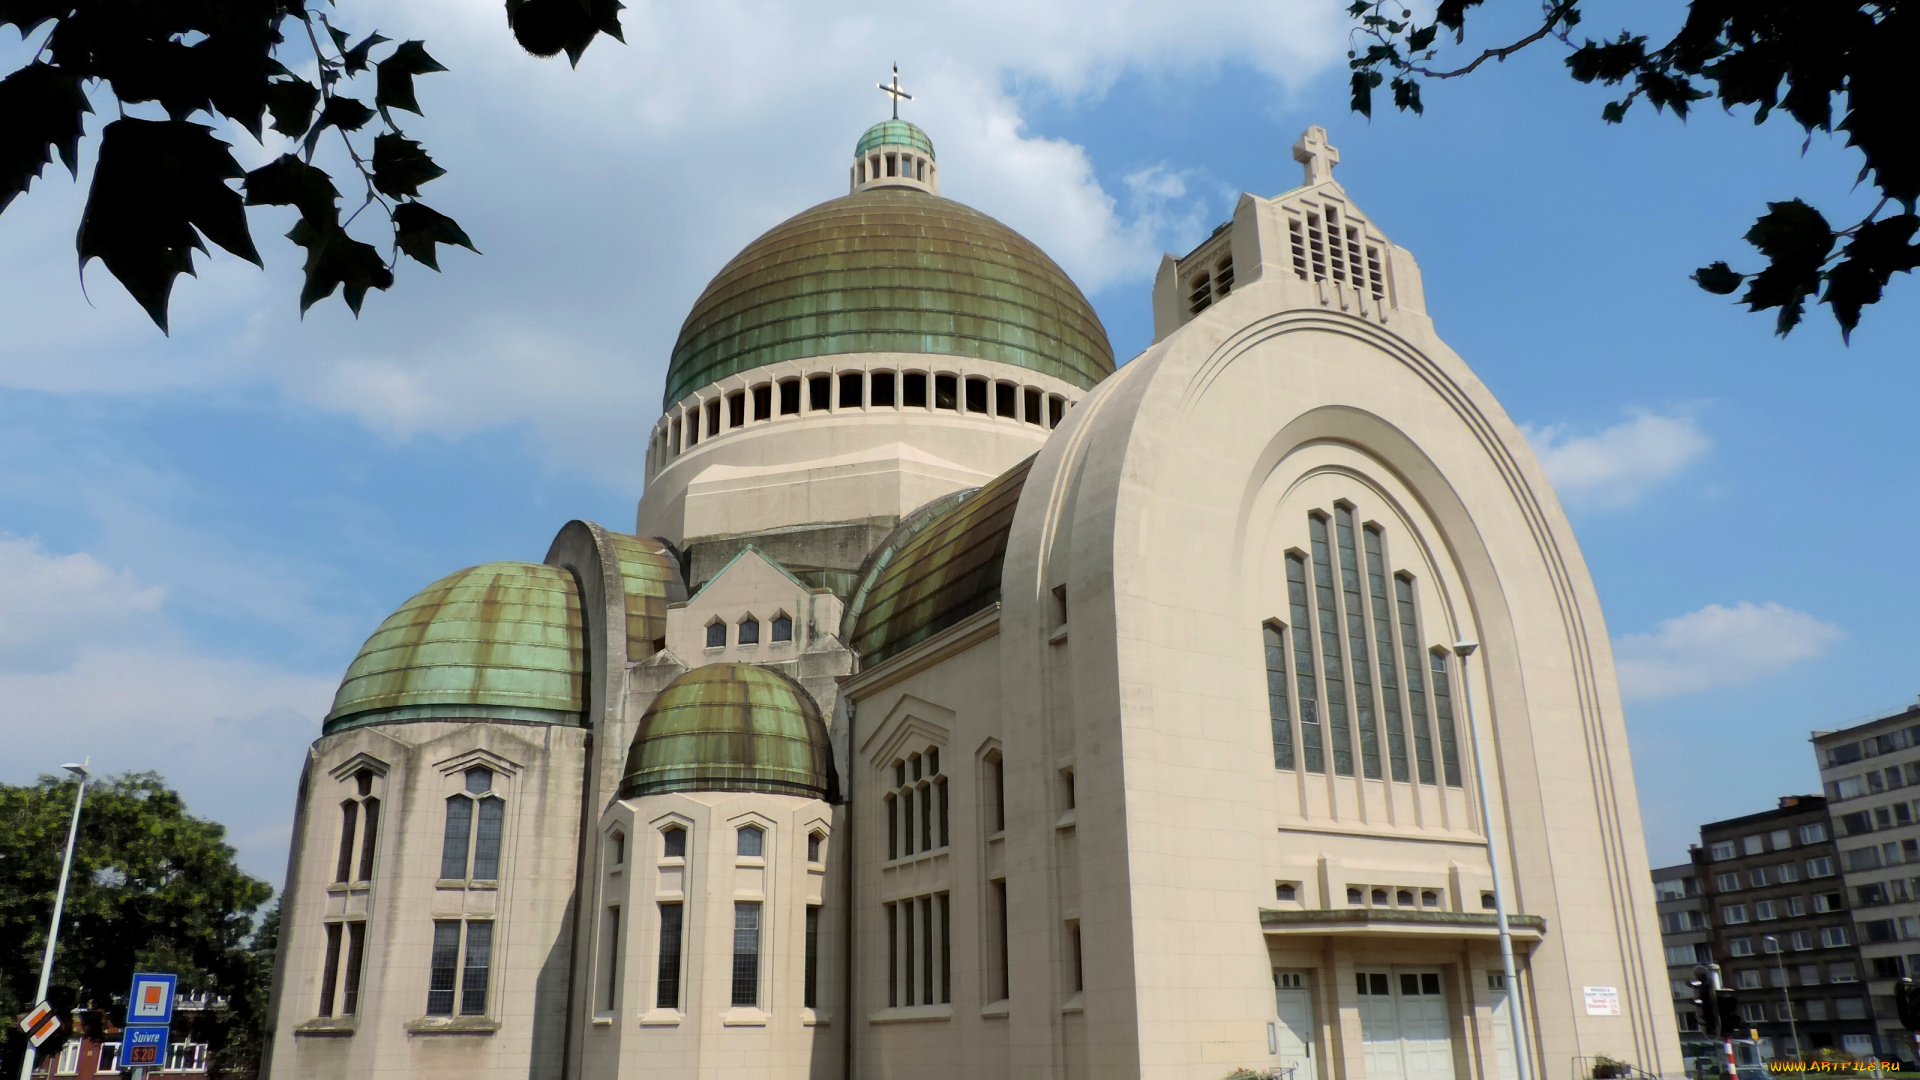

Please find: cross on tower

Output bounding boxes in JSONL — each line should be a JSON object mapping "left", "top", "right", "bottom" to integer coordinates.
{"left": 877, "top": 63, "right": 912, "bottom": 120}
{"left": 1292, "top": 126, "right": 1340, "bottom": 186}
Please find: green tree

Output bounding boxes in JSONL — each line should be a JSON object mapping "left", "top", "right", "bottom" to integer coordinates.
{"left": 1345, "top": 0, "right": 1916, "bottom": 340}
{"left": 0, "top": 772, "right": 272, "bottom": 1078}
{"left": 0, "top": 0, "right": 624, "bottom": 331}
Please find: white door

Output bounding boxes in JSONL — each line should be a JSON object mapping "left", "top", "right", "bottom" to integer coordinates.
{"left": 1357, "top": 969, "right": 1458, "bottom": 1080}
{"left": 1275, "top": 970, "right": 1315, "bottom": 1080}
{"left": 1487, "top": 972, "right": 1517, "bottom": 1080}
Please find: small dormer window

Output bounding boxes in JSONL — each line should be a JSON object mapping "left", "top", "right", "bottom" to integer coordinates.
{"left": 737, "top": 617, "right": 760, "bottom": 645}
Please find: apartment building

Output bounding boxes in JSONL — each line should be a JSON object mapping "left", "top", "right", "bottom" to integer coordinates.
{"left": 1813, "top": 700, "right": 1920, "bottom": 1062}
{"left": 1659, "top": 797, "right": 1876, "bottom": 1062}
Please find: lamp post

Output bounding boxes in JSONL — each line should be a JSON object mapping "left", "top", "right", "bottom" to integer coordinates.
{"left": 1453, "top": 641, "right": 1535, "bottom": 1080}
{"left": 18, "top": 761, "right": 90, "bottom": 1080}
{"left": 1764, "top": 935, "right": 1801, "bottom": 1061}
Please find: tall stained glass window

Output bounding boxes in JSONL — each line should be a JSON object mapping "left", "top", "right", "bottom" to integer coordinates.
{"left": 1286, "top": 555, "right": 1323, "bottom": 773}
{"left": 1308, "top": 515, "right": 1355, "bottom": 776}
{"left": 1396, "top": 575, "right": 1437, "bottom": 784}
{"left": 1264, "top": 623, "right": 1295, "bottom": 770}
{"left": 1365, "top": 526, "right": 1411, "bottom": 783}
{"left": 1431, "top": 650, "right": 1464, "bottom": 786}
{"left": 1335, "top": 507, "right": 1382, "bottom": 779}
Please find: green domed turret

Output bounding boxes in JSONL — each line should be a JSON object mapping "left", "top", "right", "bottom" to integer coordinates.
{"left": 325, "top": 562, "right": 586, "bottom": 733}
{"left": 621, "top": 664, "right": 832, "bottom": 799}
{"left": 855, "top": 119, "right": 934, "bottom": 160}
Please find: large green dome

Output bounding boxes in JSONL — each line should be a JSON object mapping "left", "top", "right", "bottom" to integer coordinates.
{"left": 621, "top": 664, "right": 832, "bottom": 799}
{"left": 325, "top": 562, "right": 585, "bottom": 733}
{"left": 662, "top": 187, "right": 1114, "bottom": 409}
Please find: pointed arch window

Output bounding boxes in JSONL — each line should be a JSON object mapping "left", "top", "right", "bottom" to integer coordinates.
{"left": 441, "top": 767, "right": 506, "bottom": 881}
{"left": 1263, "top": 622, "right": 1294, "bottom": 770}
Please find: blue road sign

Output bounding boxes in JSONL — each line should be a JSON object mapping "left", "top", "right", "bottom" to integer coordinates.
{"left": 126, "top": 972, "right": 176, "bottom": 1026}
{"left": 122, "top": 1025, "right": 169, "bottom": 1069}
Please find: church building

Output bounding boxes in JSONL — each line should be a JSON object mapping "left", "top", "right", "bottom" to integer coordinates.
{"left": 262, "top": 101, "right": 1680, "bottom": 1080}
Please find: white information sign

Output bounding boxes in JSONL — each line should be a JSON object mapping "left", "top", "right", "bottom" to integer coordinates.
{"left": 1583, "top": 986, "right": 1621, "bottom": 1016}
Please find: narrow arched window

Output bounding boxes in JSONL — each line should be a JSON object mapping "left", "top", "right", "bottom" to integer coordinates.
{"left": 662, "top": 825, "right": 687, "bottom": 859}
{"left": 473, "top": 797, "right": 504, "bottom": 879}
{"left": 771, "top": 614, "right": 793, "bottom": 642}
{"left": 737, "top": 617, "right": 760, "bottom": 645}
{"left": 441, "top": 795, "right": 472, "bottom": 880}
{"left": 706, "top": 621, "right": 726, "bottom": 648}
{"left": 737, "top": 825, "right": 764, "bottom": 857}
{"left": 441, "top": 767, "right": 504, "bottom": 881}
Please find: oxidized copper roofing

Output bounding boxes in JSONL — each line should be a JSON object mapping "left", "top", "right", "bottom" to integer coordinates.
{"left": 855, "top": 119, "right": 935, "bottom": 160}
{"left": 621, "top": 664, "right": 832, "bottom": 799}
{"left": 607, "top": 532, "right": 679, "bottom": 659}
{"left": 846, "top": 456, "right": 1033, "bottom": 665}
{"left": 325, "top": 562, "right": 585, "bottom": 733}
{"left": 662, "top": 188, "right": 1114, "bottom": 408}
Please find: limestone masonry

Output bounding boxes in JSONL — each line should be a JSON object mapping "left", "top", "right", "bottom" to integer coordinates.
{"left": 263, "top": 116, "right": 1679, "bottom": 1080}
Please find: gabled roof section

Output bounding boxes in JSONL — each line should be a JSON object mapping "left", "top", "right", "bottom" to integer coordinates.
{"left": 846, "top": 455, "right": 1032, "bottom": 666}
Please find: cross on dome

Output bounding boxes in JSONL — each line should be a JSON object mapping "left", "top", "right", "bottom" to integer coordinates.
{"left": 1292, "top": 126, "right": 1340, "bottom": 187}
{"left": 877, "top": 63, "right": 913, "bottom": 120}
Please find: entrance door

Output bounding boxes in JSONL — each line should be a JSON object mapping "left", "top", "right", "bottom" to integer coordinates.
{"left": 1275, "top": 970, "right": 1315, "bottom": 1080}
{"left": 1487, "top": 972, "right": 1517, "bottom": 1080}
{"left": 1357, "top": 969, "right": 1458, "bottom": 1080}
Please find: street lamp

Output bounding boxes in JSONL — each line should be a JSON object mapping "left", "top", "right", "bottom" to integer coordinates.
{"left": 1764, "top": 935, "right": 1801, "bottom": 1061}
{"left": 18, "top": 761, "right": 90, "bottom": 1080}
{"left": 1454, "top": 641, "right": 1536, "bottom": 1080}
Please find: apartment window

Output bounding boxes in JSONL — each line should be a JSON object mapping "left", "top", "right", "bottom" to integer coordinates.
{"left": 1762, "top": 934, "right": 1783, "bottom": 954}
{"left": 706, "top": 621, "right": 726, "bottom": 648}
{"left": 1286, "top": 555, "right": 1324, "bottom": 773}
{"left": 1755, "top": 900, "right": 1778, "bottom": 920}
{"left": 738, "top": 617, "right": 760, "bottom": 645}
{"left": 1872, "top": 956, "right": 1904, "bottom": 978}
{"left": 1656, "top": 878, "right": 1688, "bottom": 900}
{"left": 1829, "top": 960, "right": 1859, "bottom": 982}
{"left": 1837, "top": 998, "right": 1868, "bottom": 1021}
{"left": 1822, "top": 926, "right": 1853, "bottom": 948}
{"left": 1779, "top": 861, "right": 1801, "bottom": 883}
{"left": 1742, "top": 834, "right": 1764, "bottom": 856}
{"left": 1737, "top": 969, "right": 1762, "bottom": 989}
{"left": 805, "top": 905, "right": 821, "bottom": 1008}
{"left": 1804, "top": 998, "right": 1828, "bottom": 1020}
{"left": 1730, "top": 937, "right": 1755, "bottom": 957}
{"left": 1788, "top": 895, "right": 1807, "bottom": 916}
{"left": 1847, "top": 847, "right": 1883, "bottom": 872}
{"left": 1723, "top": 904, "right": 1749, "bottom": 924}
{"left": 1716, "top": 873, "right": 1741, "bottom": 892}
{"left": 1740, "top": 1002, "right": 1766, "bottom": 1023}
{"left": 1842, "top": 810, "right": 1874, "bottom": 835}
{"left": 771, "top": 614, "right": 793, "bottom": 642}
{"left": 1802, "top": 822, "right": 1828, "bottom": 843}
{"left": 1800, "top": 963, "right": 1821, "bottom": 984}
{"left": 1263, "top": 622, "right": 1295, "bottom": 770}
{"left": 426, "top": 920, "right": 493, "bottom": 1016}
{"left": 1750, "top": 866, "right": 1770, "bottom": 887}
{"left": 737, "top": 825, "right": 764, "bottom": 857}
{"left": 1808, "top": 856, "right": 1836, "bottom": 877}
{"left": 1710, "top": 840, "right": 1737, "bottom": 860}
{"left": 1771, "top": 828, "right": 1793, "bottom": 849}
{"left": 732, "top": 902, "right": 762, "bottom": 1006}
{"left": 1666, "top": 945, "right": 1698, "bottom": 965}
{"left": 441, "top": 768, "right": 504, "bottom": 881}
{"left": 1814, "top": 891, "right": 1843, "bottom": 913}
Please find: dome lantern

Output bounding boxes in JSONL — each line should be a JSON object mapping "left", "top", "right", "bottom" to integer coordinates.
{"left": 852, "top": 66, "right": 938, "bottom": 195}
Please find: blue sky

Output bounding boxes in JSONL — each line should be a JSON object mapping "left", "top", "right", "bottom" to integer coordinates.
{"left": 2, "top": 0, "right": 1914, "bottom": 886}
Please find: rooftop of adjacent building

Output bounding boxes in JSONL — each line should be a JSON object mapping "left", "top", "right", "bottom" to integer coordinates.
{"left": 1700, "top": 794, "right": 1831, "bottom": 837}
{"left": 1812, "top": 696, "right": 1920, "bottom": 745}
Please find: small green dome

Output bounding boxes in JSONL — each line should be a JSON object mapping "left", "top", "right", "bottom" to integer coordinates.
{"left": 622, "top": 664, "right": 832, "bottom": 799}
{"left": 325, "top": 562, "right": 584, "bottom": 733}
{"left": 664, "top": 188, "right": 1114, "bottom": 408}
{"left": 856, "top": 119, "right": 935, "bottom": 160}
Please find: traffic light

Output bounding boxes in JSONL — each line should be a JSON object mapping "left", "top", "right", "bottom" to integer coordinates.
{"left": 1691, "top": 967, "right": 1719, "bottom": 1037}
{"left": 1895, "top": 977, "right": 1920, "bottom": 1031}
{"left": 1716, "top": 989, "right": 1742, "bottom": 1039}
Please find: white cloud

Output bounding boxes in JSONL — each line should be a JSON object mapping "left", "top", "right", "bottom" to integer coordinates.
{"left": 1614, "top": 601, "right": 1843, "bottom": 701}
{"left": 1523, "top": 410, "right": 1711, "bottom": 511}
{"left": 0, "top": 535, "right": 165, "bottom": 668}
{"left": 0, "top": 538, "right": 334, "bottom": 884}
{"left": 0, "top": 1, "right": 1347, "bottom": 474}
